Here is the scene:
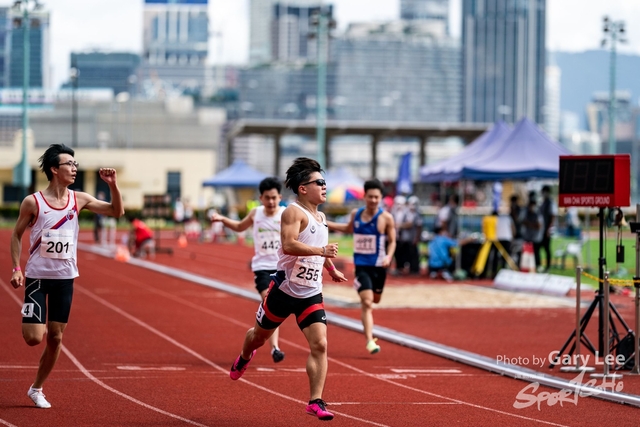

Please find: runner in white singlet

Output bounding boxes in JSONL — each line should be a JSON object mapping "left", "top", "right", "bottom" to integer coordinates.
{"left": 10, "top": 144, "right": 124, "bottom": 409}
{"left": 229, "top": 157, "right": 347, "bottom": 421}
{"left": 210, "top": 177, "right": 287, "bottom": 362}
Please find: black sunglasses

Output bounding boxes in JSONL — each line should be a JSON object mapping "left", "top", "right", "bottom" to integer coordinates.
{"left": 301, "top": 179, "right": 326, "bottom": 187}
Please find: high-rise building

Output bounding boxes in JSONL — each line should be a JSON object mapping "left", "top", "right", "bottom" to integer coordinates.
{"left": 401, "top": 0, "right": 449, "bottom": 31}
{"left": 462, "top": 0, "right": 546, "bottom": 124}
{"left": 8, "top": 7, "right": 50, "bottom": 89}
{"left": 66, "top": 52, "right": 141, "bottom": 95}
{"left": 334, "top": 21, "right": 461, "bottom": 123}
{"left": 140, "top": 0, "right": 209, "bottom": 95}
{"left": 250, "top": 0, "right": 322, "bottom": 64}
{"left": 272, "top": 3, "right": 333, "bottom": 62}
{"left": 544, "top": 65, "right": 560, "bottom": 141}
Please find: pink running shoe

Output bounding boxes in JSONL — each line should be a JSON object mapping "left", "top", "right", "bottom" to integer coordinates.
{"left": 306, "top": 399, "right": 334, "bottom": 421}
{"left": 230, "top": 350, "right": 256, "bottom": 380}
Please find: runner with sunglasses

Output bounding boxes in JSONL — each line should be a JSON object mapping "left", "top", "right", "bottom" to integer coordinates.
{"left": 229, "top": 157, "right": 347, "bottom": 421}
{"left": 10, "top": 143, "right": 124, "bottom": 409}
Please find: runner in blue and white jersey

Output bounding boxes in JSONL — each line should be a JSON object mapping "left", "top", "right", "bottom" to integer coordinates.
{"left": 328, "top": 179, "right": 396, "bottom": 354}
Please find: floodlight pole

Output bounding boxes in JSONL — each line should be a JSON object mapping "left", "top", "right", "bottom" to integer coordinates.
{"left": 315, "top": 3, "right": 328, "bottom": 168}
{"left": 14, "top": 0, "right": 37, "bottom": 200}
{"left": 602, "top": 17, "right": 626, "bottom": 155}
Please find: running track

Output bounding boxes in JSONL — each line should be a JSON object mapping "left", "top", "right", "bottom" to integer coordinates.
{"left": 1, "top": 230, "right": 639, "bottom": 426}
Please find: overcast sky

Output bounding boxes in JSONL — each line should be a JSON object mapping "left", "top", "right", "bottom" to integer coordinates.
{"left": 13, "top": 0, "right": 640, "bottom": 89}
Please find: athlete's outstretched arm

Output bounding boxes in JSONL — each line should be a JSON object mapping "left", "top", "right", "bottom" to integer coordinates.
{"left": 79, "top": 168, "right": 124, "bottom": 218}
{"left": 211, "top": 208, "right": 256, "bottom": 232}
{"left": 10, "top": 196, "right": 37, "bottom": 289}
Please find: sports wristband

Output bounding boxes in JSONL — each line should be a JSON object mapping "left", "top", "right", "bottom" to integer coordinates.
{"left": 327, "top": 264, "right": 335, "bottom": 271}
{"left": 12, "top": 266, "right": 21, "bottom": 273}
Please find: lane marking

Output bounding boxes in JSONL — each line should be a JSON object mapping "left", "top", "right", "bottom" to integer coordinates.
{"left": 390, "top": 369, "right": 462, "bottom": 374}
{"left": 255, "top": 367, "right": 307, "bottom": 373}
{"left": 116, "top": 366, "right": 186, "bottom": 371}
{"left": 0, "top": 419, "right": 18, "bottom": 427}
{"left": 0, "top": 279, "right": 208, "bottom": 427}
{"left": 331, "top": 402, "right": 459, "bottom": 406}
{"left": 73, "top": 284, "right": 390, "bottom": 427}
{"left": 90, "top": 266, "right": 569, "bottom": 426}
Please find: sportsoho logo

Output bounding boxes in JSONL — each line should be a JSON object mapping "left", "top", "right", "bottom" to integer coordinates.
{"left": 495, "top": 351, "right": 625, "bottom": 410}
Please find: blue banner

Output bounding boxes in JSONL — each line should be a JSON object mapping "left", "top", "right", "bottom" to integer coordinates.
{"left": 396, "top": 152, "right": 413, "bottom": 195}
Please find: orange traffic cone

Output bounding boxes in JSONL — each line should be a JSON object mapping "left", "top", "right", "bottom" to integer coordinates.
{"left": 520, "top": 242, "right": 536, "bottom": 273}
{"left": 115, "top": 245, "right": 131, "bottom": 262}
{"left": 178, "top": 234, "right": 188, "bottom": 248}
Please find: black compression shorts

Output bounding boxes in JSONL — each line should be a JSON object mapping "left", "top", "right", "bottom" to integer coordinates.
{"left": 354, "top": 265, "right": 387, "bottom": 294}
{"left": 22, "top": 278, "right": 74, "bottom": 324}
{"left": 254, "top": 270, "right": 276, "bottom": 293}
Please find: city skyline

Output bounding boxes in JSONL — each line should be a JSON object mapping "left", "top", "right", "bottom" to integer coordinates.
{"left": 3, "top": 0, "right": 638, "bottom": 90}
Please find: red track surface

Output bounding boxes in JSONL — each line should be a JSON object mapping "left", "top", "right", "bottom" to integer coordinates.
{"left": 1, "top": 230, "right": 639, "bottom": 426}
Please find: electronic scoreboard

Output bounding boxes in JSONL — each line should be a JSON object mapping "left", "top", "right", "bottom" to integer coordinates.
{"left": 558, "top": 154, "right": 630, "bottom": 208}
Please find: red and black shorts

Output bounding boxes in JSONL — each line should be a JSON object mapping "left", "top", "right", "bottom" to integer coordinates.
{"left": 256, "top": 272, "right": 326, "bottom": 331}
{"left": 21, "top": 278, "right": 74, "bottom": 324}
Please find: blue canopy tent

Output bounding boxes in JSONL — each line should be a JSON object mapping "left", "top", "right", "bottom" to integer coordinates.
{"left": 460, "top": 118, "right": 571, "bottom": 180}
{"left": 202, "top": 159, "right": 268, "bottom": 188}
{"left": 420, "top": 121, "right": 512, "bottom": 183}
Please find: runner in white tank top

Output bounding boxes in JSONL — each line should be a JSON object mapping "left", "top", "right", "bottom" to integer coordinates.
{"left": 10, "top": 144, "right": 124, "bottom": 409}
{"left": 25, "top": 190, "right": 80, "bottom": 279}
{"left": 252, "top": 205, "right": 285, "bottom": 271}
{"left": 210, "top": 176, "right": 287, "bottom": 362}
{"left": 276, "top": 202, "right": 328, "bottom": 298}
{"left": 228, "top": 158, "right": 347, "bottom": 421}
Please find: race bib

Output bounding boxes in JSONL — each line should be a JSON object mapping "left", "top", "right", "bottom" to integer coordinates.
{"left": 257, "top": 231, "right": 280, "bottom": 255}
{"left": 354, "top": 234, "right": 376, "bottom": 255}
{"left": 290, "top": 257, "right": 323, "bottom": 288}
{"left": 40, "top": 229, "right": 74, "bottom": 259}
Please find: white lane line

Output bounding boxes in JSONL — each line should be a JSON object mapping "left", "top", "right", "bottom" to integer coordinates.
{"left": 62, "top": 348, "right": 210, "bottom": 427}
{"left": 92, "top": 267, "right": 569, "bottom": 427}
{"left": 331, "top": 402, "right": 459, "bottom": 406}
{"left": 0, "top": 419, "right": 18, "bottom": 427}
{"left": 116, "top": 366, "right": 186, "bottom": 371}
{"left": 390, "top": 369, "right": 462, "bottom": 374}
{"left": 74, "top": 285, "right": 390, "bottom": 427}
{"left": 0, "top": 279, "right": 208, "bottom": 427}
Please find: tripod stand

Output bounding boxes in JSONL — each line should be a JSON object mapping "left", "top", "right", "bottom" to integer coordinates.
{"left": 549, "top": 208, "right": 631, "bottom": 368}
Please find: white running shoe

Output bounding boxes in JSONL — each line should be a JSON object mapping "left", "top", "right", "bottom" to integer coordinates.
{"left": 28, "top": 387, "right": 51, "bottom": 409}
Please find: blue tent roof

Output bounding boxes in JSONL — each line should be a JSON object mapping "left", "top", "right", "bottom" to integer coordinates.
{"left": 202, "top": 159, "right": 268, "bottom": 188}
{"left": 461, "top": 118, "right": 572, "bottom": 180}
{"left": 420, "top": 121, "right": 511, "bottom": 183}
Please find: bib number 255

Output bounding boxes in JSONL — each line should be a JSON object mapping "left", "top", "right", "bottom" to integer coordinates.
{"left": 296, "top": 266, "right": 320, "bottom": 282}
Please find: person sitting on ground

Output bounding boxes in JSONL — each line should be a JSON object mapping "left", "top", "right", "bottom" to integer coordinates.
{"left": 428, "top": 226, "right": 458, "bottom": 281}
{"left": 127, "top": 215, "right": 155, "bottom": 259}
{"left": 428, "top": 227, "right": 473, "bottom": 281}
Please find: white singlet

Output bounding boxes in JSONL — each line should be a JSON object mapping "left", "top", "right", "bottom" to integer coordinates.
{"left": 25, "top": 190, "right": 80, "bottom": 279}
{"left": 276, "top": 203, "right": 328, "bottom": 298}
{"left": 251, "top": 205, "right": 285, "bottom": 271}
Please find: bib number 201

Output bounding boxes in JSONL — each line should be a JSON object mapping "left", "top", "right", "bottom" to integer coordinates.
{"left": 47, "top": 241, "right": 70, "bottom": 254}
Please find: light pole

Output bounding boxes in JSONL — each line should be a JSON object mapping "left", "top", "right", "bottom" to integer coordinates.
{"left": 310, "top": 4, "right": 335, "bottom": 169}
{"left": 70, "top": 56, "right": 79, "bottom": 148}
{"left": 12, "top": 0, "right": 42, "bottom": 200}
{"left": 601, "top": 16, "right": 626, "bottom": 155}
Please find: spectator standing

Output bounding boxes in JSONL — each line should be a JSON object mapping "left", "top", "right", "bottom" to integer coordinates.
{"left": 436, "top": 194, "right": 459, "bottom": 238}
{"left": 538, "top": 185, "right": 556, "bottom": 272}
